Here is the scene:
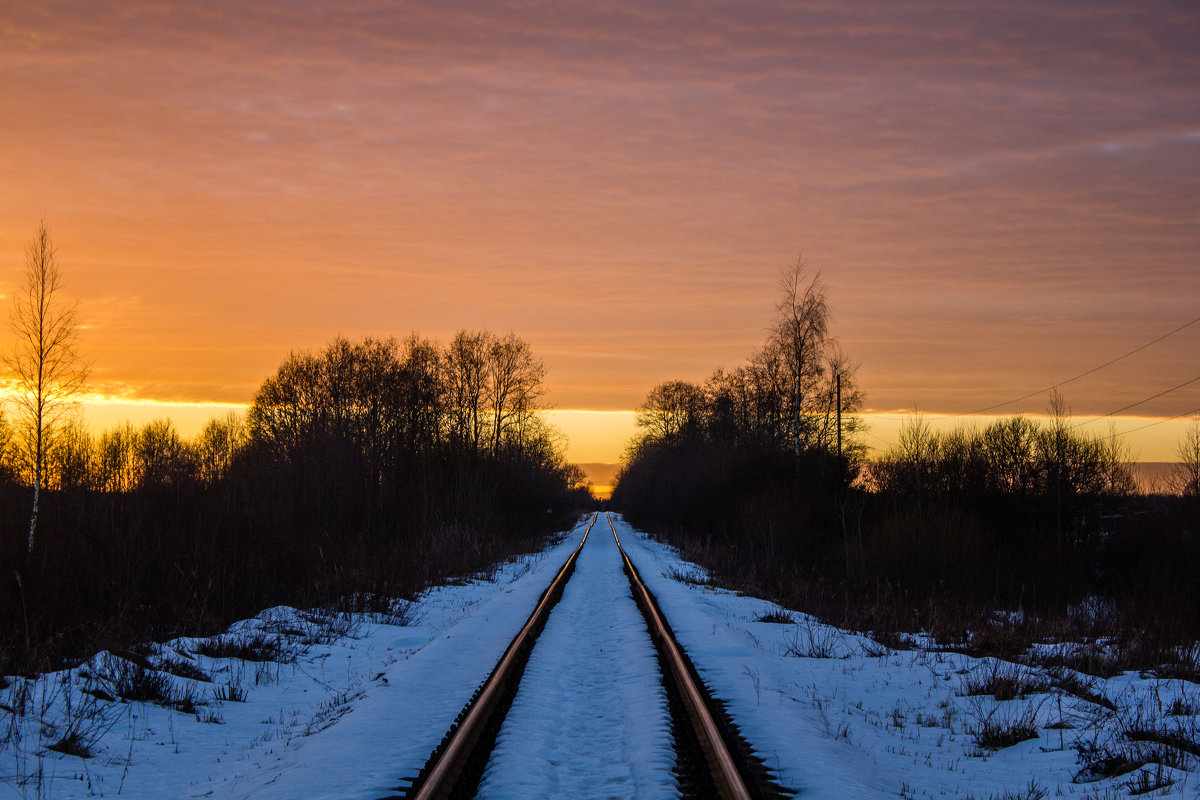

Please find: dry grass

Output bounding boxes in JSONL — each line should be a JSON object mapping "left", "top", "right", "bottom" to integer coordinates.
{"left": 93, "top": 655, "right": 204, "bottom": 713}
{"left": 959, "top": 661, "right": 1050, "bottom": 701}
{"left": 192, "top": 633, "right": 296, "bottom": 663}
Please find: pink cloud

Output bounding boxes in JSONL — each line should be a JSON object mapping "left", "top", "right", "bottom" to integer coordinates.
{"left": 1, "top": 0, "right": 1196, "bottom": 418}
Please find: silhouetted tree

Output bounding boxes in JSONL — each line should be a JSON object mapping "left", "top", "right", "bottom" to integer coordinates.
{"left": 246, "top": 349, "right": 326, "bottom": 461}
{"left": 634, "top": 380, "right": 705, "bottom": 445}
{"left": 445, "top": 331, "right": 489, "bottom": 452}
{"left": 1173, "top": 416, "right": 1200, "bottom": 498}
{"left": 96, "top": 422, "right": 137, "bottom": 493}
{"left": 0, "top": 409, "right": 17, "bottom": 485}
{"left": 486, "top": 332, "right": 546, "bottom": 456}
{"left": 195, "top": 411, "right": 247, "bottom": 485}
{"left": 396, "top": 334, "right": 444, "bottom": 457}
{"left": 773, "top": 257, "right": 830, "bottom": 456}
{"left": 1, "top": 328, "right": 583, "bottom": 676}
{"left": 50, "top": 419, "right": 94, "bottom": 491}
{"left": 5, "top": 221, "right": 88, "bottom": 551}
{"left": 135, "top": 419, "right": 193, "bottom": 488}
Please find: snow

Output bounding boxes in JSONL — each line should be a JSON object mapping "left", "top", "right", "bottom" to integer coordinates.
{"left": 611, "top": 514, "right": 1200, "bottom": 799}
{"left": 478, "top": 517, "right": 675, "bottom": 799}
{"left": 3, "top": 512, "right": 1198, "bottom": 799}
{"left": 1, "top": 519, "right": 590, "bottom": 799}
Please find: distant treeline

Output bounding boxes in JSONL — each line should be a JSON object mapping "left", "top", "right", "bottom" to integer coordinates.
{"left": 614, "top": 265, "right": 1200, "bottom": 652}
{"left": 1, "top": 332, "right": 590, "bottom": 672}
{"left": 615, "top": 264, "right": 862, "bottom": 546}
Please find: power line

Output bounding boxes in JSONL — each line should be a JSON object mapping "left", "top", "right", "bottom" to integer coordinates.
{"left": 964, "top": 313, "right": 1200, "bottom": 415}
{"left": 862, "top": 429, "right": 895, "bottom": 447}
{"left": 1110, "top": 406, "right": 1200, "bottom": 436}
{"left": 859, "top": 314, "right": 1200, "bottom": 441}
{"left": 867, "top": 385, "right": 1200, "bottom": 444}
{"left": 1069, "top": 374, "right": 1200, "bottom": 430}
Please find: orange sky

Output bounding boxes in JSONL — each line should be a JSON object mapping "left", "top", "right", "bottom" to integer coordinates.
{"left": 2, "top": 1, "right": 1198, "bottom": 464}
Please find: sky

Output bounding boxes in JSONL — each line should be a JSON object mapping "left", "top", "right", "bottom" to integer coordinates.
{"left": 2, "top": 1, "right": 1198, "bottom": 465}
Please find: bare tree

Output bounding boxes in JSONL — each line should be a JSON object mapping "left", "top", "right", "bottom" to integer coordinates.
{"left": 134, "top": 418, "right": 193, "bottom": 488}
{"left": 5, "top": 221, "right": 89, "bottom": 552}
{"left": 96, "top": 421, "right": 137, "bottom": 493}
{"left": 635, "top": 380, "right": 705, "bottom": 442}
{"left": 772, "top": 256, "right": 830, "bottom": 456}
{"left": 195, "top": 411, "right": 248, "bottom": 485}
{"left": 486, "top": 332, "right": 546, "bottom": 455}
{"left": 445, "top": 331, "right": 489, "bottom": 451}
{"left": 50, "top": 418, "right": 95, "bottom": 491}
{"left": 0, "top": 408, "right": 15, "bottom": 483}
{"left": 1172, "top": 416, "right": 1200, "bottom": 498}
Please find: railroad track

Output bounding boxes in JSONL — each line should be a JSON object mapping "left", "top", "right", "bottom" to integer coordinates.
{"left": 386, "top": 512, "right": 788, "bottom": 800}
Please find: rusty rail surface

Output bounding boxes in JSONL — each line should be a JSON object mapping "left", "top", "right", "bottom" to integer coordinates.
{"left": 394, "top": 513, "right": 597, "bottom": 800}
{"left": 607, "top": 512, "right": 757, "bottom": 800}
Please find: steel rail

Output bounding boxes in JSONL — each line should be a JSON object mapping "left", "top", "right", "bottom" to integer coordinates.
{"left": 607, "top": 512, "right": 754, "bottom": 800}
{"left": 401, "top": 513, "right": 598, "bottom": 800}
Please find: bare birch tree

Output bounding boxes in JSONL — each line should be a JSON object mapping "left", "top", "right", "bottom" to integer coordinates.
{"left": 5, "top": 222, "right": 88, "bottom": 552}
{"left": 773, "top": 256, "right": 829, "bottom": 456}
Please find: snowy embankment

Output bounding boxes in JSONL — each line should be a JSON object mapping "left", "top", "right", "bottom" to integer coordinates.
{"left": 1, "top": 519, "right": 591, "bottom": 799}
{"left": 3, "top": 513, "right": 1198, "bottom": 799}
{"left": 613, "top": 515, "right": 1199, "bottom": 799}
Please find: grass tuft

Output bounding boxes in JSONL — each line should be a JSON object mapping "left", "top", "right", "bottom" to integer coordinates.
{"left": 973, "top": 716, "right": 1039, "bottom": 750}
{"left": 193, "top": 633, "right": 295, "bottom": 663}
{"left": 960, "top": 661, "right": 1050, "bottom": 701}
{"left": 154, "top": 654, "right": 211, "bottom": 683}
{"left": 663, "top": 564, "right": 711, "bottom": 586}
{"left": 1124, "top": 765, "right": 1174, "bottom": 796}
{"left": 1167, "top": 695, "right": 1199, "bottom": 717}
{"left": 1124, "top": 725, "right": 1200, "bottom": 758}
{"left": 1074, "top": 742, "right": 1188, "bottom": 782}
{"left": 47, "top": 730, "right": 93, "bottom": 759}
{"left": 213, "top": 682, "right": 247, "bottom": 703}
{"left": 97, "top": 656, "right": 203, "bottom": 713}
{"left": 783, "top": 616, "right": 845, "bottom": 659}
{"left": 1046, "top": 668, "right": 1115, "bottom": 711}
{"left": 195, "top": 707, "right": 224, "bottom": 725}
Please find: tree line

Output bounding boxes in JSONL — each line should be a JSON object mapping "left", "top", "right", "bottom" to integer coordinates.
{"left": 614, "top": 260, "right": 864, "bottom": 535}
{"left": 1, "top": 224, "right": 589, "bottom": 673}
{"left": 614, "top": 259, "right": 1200, "bottom": 653}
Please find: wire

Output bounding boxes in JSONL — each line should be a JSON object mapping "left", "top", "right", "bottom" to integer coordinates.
{"left": 1069, "top": 374, "right": 1200, "bottom": 429}
{"left": 866, "top": 372, "right": 1200, "bottom": 438}
{"left": 862, "top": 429, "right": 895, "bottom": 447}
{"left": 963, "top": 313, "right": 1200, "bottom": 415}
{"left": 1109, "top": 406, "right": 1200, "bottom": 436}
{"left": 856, "top": 315, "right": 1200, "bottom": 446}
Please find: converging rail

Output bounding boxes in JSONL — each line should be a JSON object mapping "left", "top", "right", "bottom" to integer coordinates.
{"left": 393, "top": 514, "right": 597, "bottom": 800}
{"left": 389, "top": 512, "right": 787, "bottom": 800}
{"left": 606, "top": 513, "right": 757, "bottom": 800}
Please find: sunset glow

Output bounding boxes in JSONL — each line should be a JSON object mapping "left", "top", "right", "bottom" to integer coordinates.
{"left": 2, "top": 1, "right": 1197, "bottom": 471}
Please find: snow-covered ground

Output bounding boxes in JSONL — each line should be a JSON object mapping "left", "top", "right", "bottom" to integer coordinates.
{"left": 2, "top": 513, "right": 1197, "bottom": 799}
{"left": 478, "top": 515, "right": 674, "bottom": 799}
